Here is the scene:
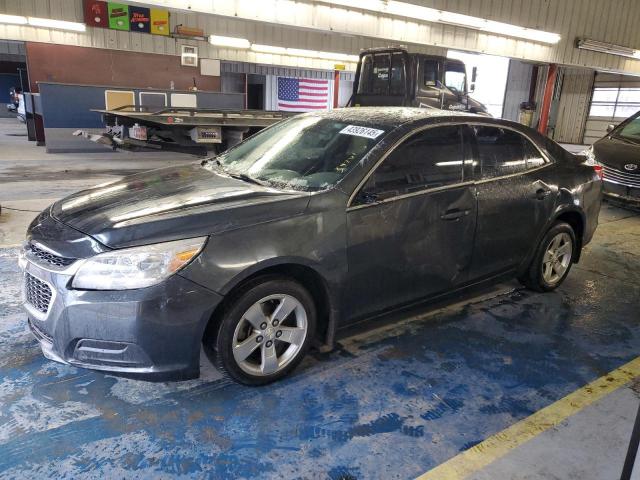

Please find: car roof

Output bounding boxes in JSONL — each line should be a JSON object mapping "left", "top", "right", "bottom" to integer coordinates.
{"left": 303, "top": 107, "right": 481, "bottom": 127}
{"left": 304, "top": 107, "right": 537, "bottom": 136}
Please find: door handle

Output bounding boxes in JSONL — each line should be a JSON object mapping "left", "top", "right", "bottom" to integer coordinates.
{"left": 534, "top": 187, "right": 552, "bottom": 200}
{"left": 440, "top": 209, "right": 470, "bottom": 221}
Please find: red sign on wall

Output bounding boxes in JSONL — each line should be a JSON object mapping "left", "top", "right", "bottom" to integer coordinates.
{"left": 83, "top": 0, "right": 109, "bottom": 28}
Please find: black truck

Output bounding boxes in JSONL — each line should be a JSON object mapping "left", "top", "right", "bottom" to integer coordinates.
{"left": 350, "top": 47, "right": 489, "bottom": 115}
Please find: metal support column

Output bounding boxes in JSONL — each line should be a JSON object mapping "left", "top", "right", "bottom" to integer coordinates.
{"left": 538, "top": 64, "right": 558, "bottom": 135}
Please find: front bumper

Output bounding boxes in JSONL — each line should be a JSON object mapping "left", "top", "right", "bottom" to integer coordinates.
{"left": 602, "top": 180, "right": 640, "bottom": 208}
{"left": 20, "top": 255, "right": 223, "bottom": 381}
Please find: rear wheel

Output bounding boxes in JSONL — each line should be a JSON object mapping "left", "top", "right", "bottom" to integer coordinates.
{"left": 519, "top": 222, "right": 576, "bottom": 292}
{"left": 207, "top": 277, "right": 316, "bottom": 385}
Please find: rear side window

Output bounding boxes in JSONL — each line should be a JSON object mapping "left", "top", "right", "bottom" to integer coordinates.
{"left": 358, "top": 126, "right": 464, "bottom": 202}
{"left": 471, "top": 126, "right": 546, "bottom": 179}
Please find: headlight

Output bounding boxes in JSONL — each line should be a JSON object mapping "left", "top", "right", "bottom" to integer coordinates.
{"left": 581, "top": 146, "right": 599, "bottom": 166}
{"left": 72, "top": 237, "right": 207, "bottom": 290}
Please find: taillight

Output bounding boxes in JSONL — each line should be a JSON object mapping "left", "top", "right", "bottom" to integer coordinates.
{"left": 593, "top": 165, "right": 604, "bottom": 180}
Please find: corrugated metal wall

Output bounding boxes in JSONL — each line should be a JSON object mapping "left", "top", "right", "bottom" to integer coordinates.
{"left": 502, "top": 60, "right": 533, "bottom": 122}
{"left": 2, "top": 0, "right": 640, "bottom": 75}
{"left": 553, "top": 68, "right": 594, "bottom": 144}
{"left": 221, "top": 61, "right": 354, "bottom": 80}
{"left": 0, "top": 39, "right": 24, "bottom": 62}
{"left": 583, "top": 72, "right": 640, "bottom": 144}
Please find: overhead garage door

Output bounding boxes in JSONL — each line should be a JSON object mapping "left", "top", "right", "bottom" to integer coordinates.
{"left": 584, "top": 72, "right": 640, "bottom": 145}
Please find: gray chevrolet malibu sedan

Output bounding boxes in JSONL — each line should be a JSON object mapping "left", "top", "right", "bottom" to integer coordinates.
{"left": 20, "top": 108, "right": 602, "bottom": 385}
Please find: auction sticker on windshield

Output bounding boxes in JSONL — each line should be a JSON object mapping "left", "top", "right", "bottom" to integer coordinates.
{"left": 339, "top": 125, "right": 385, "bottom": 139}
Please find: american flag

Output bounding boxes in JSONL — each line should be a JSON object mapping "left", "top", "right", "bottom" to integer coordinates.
{"left": 277, "top": 77, "right": 329, "bottom": 111}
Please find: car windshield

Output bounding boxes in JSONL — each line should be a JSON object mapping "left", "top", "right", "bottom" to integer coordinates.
{"left": 211, "top": 116, "right": 387, "bottom": 192}
{"left": 614, "top": 115, "right": 640, "bottom": 143}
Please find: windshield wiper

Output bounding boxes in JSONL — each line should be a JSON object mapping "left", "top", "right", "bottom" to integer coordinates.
{"left": 227, "top": 172, "right": 268, "bottom": 187}
{"left": 205, "top": 158, "right": 270, "bottom": 187}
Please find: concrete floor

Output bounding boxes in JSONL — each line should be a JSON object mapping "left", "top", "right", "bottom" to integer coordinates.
{"left": 0, "top": 118, "right": 639, "bottom": 479}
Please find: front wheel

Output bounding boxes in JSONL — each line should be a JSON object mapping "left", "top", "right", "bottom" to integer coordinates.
{"left": 207, "top": 277, "right": 316, "bottom": 385}
{"left": 519, "top": 222, "right": 576, "bottom": 292}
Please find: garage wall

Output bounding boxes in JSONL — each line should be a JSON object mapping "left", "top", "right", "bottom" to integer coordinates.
{"left": 583, "top": 72, "right": 640, "bottom": 145}
{"left": 25, "top": 42, "right": 221, "bottom": 92}
{"left": 3, "top": 0, "right": 640, "bottom": 76}
{"left": 553, "top": 68, "right": 595, "bottom": 144}
{"left": 502, "top": 60, "right": 533, "bottom": 122}
{"left": 0, "top": 39, "right": 25, "bottom": 63}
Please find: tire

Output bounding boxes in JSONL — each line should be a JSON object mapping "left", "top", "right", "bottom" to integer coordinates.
{"left": 206, "top": 276, "right": 316, "bottom": 386}
{"left": 519, "top": 221, "right": 577, "bottom": 292}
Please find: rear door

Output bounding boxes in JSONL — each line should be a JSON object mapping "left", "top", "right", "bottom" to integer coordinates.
{"left": 467, "top": 124, "right": 557, "bottom": 280}
{"left": 345, "top": 125, "right": 477, "bottom": 320}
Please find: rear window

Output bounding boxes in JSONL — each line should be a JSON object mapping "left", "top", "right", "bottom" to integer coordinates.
{"left": 357, "top": 52, "right": 406, "bottom": 96}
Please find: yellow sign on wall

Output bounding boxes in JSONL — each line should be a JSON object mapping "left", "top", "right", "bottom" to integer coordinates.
{"left": 150, "top": 9, "right": 169, "bottom": 36}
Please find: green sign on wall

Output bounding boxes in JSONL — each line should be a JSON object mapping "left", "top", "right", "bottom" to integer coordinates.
{"left": 108, "top": 3, "right": 130, "bottom": 31}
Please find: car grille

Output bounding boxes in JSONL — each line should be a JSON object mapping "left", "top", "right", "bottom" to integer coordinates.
{"left": 602, "top": 165, "right": 640, "bottom": 188}
{"left": 25, "top": 272, "right": 53, "bottom": 315}
{"left": 29, "top": 243, "right": 75, "bottom": 268}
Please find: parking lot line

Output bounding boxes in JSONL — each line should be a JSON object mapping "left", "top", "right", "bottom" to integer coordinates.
{"left": 416, "top": 356, "right": 640, "bottom": 480}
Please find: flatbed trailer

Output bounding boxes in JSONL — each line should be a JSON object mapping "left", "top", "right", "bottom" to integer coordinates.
{"left": 74, "top": 106, "right": 296, "bottom": 156}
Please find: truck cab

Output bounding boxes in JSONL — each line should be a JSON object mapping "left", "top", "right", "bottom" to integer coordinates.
{"left": 350, "top": 47, "right": 489, "bottom": 115}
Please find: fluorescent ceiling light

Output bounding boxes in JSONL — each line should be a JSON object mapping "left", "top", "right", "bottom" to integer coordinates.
{"left": 576, "top": 38, "right": 640, "bottom": 59}
{"left": 209, "top": 35, "right": 251, "bottom": 49}
{"left": 251, "top": 44, "right": 358, "bottom": 63}
{"left": 0, "top": 14, "right": 28, "bottom": 25}
{"left": 27, "top": 17, "right": 86, "bottom": 32}
{"left": 319, "top": 0, "right": 561, "bottom": 44}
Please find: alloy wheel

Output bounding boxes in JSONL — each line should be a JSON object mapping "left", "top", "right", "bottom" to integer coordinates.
{"left": 231, "top": 294, "right": 308, "bottom": 376}
{"left": 542, "top": 232, "right": 573, "bottom": 285}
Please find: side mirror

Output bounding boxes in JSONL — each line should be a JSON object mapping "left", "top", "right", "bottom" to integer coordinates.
{"left": 607, "top": 124, "right": 615, "bottom": 133}
{"left": 356, "top": 190, "right": 379, "bottom": 205}
{"left": 469, "top": 83, "right": 476, "bottom": 93}
{"left": 471, "top": 66, "right": 477, "bottom": 83}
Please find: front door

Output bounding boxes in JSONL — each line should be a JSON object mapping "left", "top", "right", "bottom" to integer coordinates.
{"left": 345, "top": 125, "right": 477, "bottom": 321}
{"left": 467, "top": 124, "right": 557, "bottom": 280}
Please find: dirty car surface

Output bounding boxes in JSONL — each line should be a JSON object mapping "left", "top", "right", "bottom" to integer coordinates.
{"left": 19, "top": 107, "right": 603, "bottom": 384}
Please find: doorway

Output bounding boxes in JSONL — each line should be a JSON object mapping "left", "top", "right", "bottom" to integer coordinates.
{"left": 247, "top": 74, "right": 265, "bottom": 110}
{"left": 447, "top": 50, "right": 509, "bottom": 118}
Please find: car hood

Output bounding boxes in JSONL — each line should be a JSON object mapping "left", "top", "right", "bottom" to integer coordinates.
{"left": 593, "top": 135, "right": 640, "bottom": 170}
{"left": 51, "top": 164, "right": 310, "bottom": 248}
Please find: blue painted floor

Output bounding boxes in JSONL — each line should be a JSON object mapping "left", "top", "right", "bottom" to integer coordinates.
{"left": 0, "top": 204, "right": 639, "bottom": 479}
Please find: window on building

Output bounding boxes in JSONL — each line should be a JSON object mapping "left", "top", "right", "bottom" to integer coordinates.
{"left": 589, "top": 87, "right": 640, "bottom": 119}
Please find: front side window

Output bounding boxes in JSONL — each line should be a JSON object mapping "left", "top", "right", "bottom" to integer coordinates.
{"left": 471, "top": 126, "right": 546, "bottom": 180}
{"left": 444, "top": 61, "right": 466, "bottom": 94}
{"left": 213, "top": 116, "right": 387, "bottom": 192}
{"left": 357, "top": 126, "right": 465, "bottom": 203}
